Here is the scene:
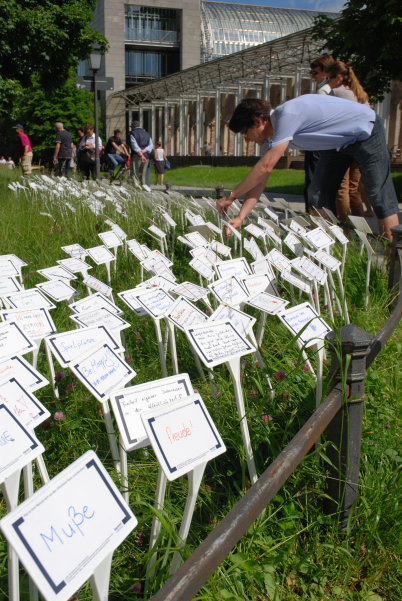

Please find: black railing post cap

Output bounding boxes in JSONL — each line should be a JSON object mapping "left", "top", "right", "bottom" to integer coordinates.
{"left": 215, "top": 185, "right": 225, "bottom": 199}
{"left": 326, "top": 324, "right": 374, "bottom": 355}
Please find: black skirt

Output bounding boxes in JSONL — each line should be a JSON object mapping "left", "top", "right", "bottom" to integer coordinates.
{"left": 154, "top": 159, "right": 165, "bottom": 175}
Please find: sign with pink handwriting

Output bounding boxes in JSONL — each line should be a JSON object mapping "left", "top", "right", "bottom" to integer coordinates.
{"left": 0, "top": 375, "right": 50, "bottom": 430}
{"left": 83, "top": 275, "right": 112, "bottom": 297}
{"left": 141, "top": 394, "right": 226, "bottom": 480}
{"left": 0, "top": 355, "right": 49, "bottom": 392}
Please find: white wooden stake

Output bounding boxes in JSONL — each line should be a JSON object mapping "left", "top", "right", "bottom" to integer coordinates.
{"left": 154, "top": 319, "right": 168, "bottom": 378}
{"left": 119, "top": 435, "right": 129, "bottom": 504}
{"left": 336, "top": 267, "right": 350, "bottom": 324}
{"left": 22, "top": 462, "right": 39, "bottom": 601}
{"left": 315, "top": 343, "right": 325, "bottom": 447}
{"left": 146, "top": 467, "right": 168, "bottom": 581}
{"left": 165, "top": 319, "right": 179, "bottom": 375}
{"left": 113, "top": 246, "right": 118, "bottom": 272}
{"left": 1, "top": 469, "right": 22, "bottom": 601}
{"left": 101, "top": 400, "right": 121, "bottom": 473}
{"left": 105, "top": 261, "right": 112, "bottom": 286}
{"left": 341, "top": 242, "right": 347, "bottom": 277}
{"left": 88, "top": 552, "right": 114, "bottom": 601}
{"left": 35, "top": 454, "right": 50, "bottom": 484}
{"left": 256, "top": 312, "right": 267, "bottom": 347}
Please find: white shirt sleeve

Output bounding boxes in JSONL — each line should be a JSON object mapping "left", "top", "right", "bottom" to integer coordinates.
{"left": 130, "top": 133, "right": 141, "bottom": 153}
{"left": 317, "top": 83, "right": 331, "bottom": 95}
{"left": 145, "top": 138, "right": 153, "bottom": 154}
{"left": 269, "top": 112, "right": 302, "bottom": 148}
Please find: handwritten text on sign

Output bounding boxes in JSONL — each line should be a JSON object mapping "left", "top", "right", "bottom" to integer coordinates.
{"left": 0, "top": 321, "right": 37, "bottom": 359}
{"left": 6, "top": 289, "right": 56, "bottom": 311}
{"left": 0, "top": 377, "right": 50, "bottom": 430}
{"left": 0, "top": 451, "right": 136, "bottom": 601}
{"left": 246, "top": 292, "right": 289, "bottom": 315}
{"left": 70, "top": 307, "right": 130, "bottom": 333}
{"left": 83, "top": 275, "right": 112, "bottom": 296}
{"left": 72, "top": 342, "right": 135, "bottom": 401}
{"left": 167, "top": 297, "right": 208, "bottom": 332}
{"left": 37, "top": 280, "right": 77, "bottom": 302}
{"left": 47, "top": 326, "right": 123, "bottom": 367}
{"left": 110, "top": 374, "right": 193, "bottom": 451}
{"left": 142, "top": 394, "right": 226, "bottom": 480}
{"left": 135, "top": 289, "right": 174, "bottom": 319}
{"left": 278, "top": 302, "right": 332, "bottom": 345}
{"left": 1, "top": 308, "right": 56, "bottom": 339}
{"left": 0, "top": 355, "right": 48, "bottom": 392}
{"left": 185, "top": 322, "right": 255, "bottom": 368}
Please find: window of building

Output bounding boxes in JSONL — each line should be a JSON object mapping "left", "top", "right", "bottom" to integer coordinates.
{"left": 125, "top": 49, "right": 180, "bottom": 86}
{"left": 125, "top": 6, "right": 180, "bottom": 45}
{"left": 77, "top": 60, "right": 86, "bottom": 76}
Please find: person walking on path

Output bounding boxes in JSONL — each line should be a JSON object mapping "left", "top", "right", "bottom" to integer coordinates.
{"left": 154, "top": 142, "right": 166, "bottom": 185}
{"left": 13, "top": 124, "right": 33, "bottom": 175}
{"left": 324, "top": 61, "right": 374, "bottom": 221}
{"left": 204, "top": 140, "right": 212, "bottom": 156}
{"left": 216, "top": 97, "right": 399, "bottom": 241}
{"left": 53, "top": 122, "right": 73, "bottom": 177}
{"left": 129, "top": 120, "right": 153, "bottom": 185}
{"left": 80, "top": 123, "right": 102, "bottom": 180}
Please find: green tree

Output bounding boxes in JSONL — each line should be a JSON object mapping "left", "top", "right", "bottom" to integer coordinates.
{"left": 313, "top": 0, "right": 402, "bottom": 101}
{"left": 0, "top": 70, "right": 101, "bottom": 165}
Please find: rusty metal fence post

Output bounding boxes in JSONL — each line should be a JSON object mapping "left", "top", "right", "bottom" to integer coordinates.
{"left": 324, "top": 325, "right": 373, "bottom": 527}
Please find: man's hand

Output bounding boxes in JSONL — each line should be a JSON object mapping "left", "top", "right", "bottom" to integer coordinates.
{"left": 225, "top": 216, "right": 243, "bottom": 237}
{"left": 53, "top": 157, "right": 57, "bottom": 165}
{"left": 141, "top": 156, "right": 147, "bottom": 164}
{"left": 216, "top": 195, "right": 233, "bottom": 216}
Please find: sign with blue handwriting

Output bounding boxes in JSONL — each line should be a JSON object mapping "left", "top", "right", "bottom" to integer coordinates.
{"left": 0, "top": 308, "right": 57, "bottom": 340}
{"left": 110, "top": 374, "right": 193, "bottom": 452}
{"left": 251, "top": 257, "right": 276, "bottom": 279}
{"left": 208, "top": 275, "right": 249, "bottom": 308}
{"left": 267, "top": 249, "right": 291, "bottom": 272}
{"left": 70, "top": 342, "right": 135, "bottom": 402}
{"left": 141, "top": 394, "right": 226, "bottom": 480}
{"left": 184, "top": 321, "right": 255, "bottom": 368}
{"left": 0, "top": 260, "right": 19, "bottom": 278}
{"left": 117, "top": 289, "right": 148, "bottom": 317}
{"left": 281, "top": 269, "right": 311, "bottom": 294}
{"left": 134, "top": 288, "right": 174, "bottom": 320}
{"left": 61, "top": 244, "right": 87, "bottom": 258}
{"left": 0, "top": 277, "right": 22, "bottom": 297}
{"left": 0, "top": 321, "right": 38, "bottom": 359}
{"left": 37, "top": 266, "right": 77, "bottom": 282}
{"left": 70, "top": 307, "right": 130, "bottom": 333}
{"left": 36, "top": 280, "right": 78, "bottom": 303}
{"left": 0, "top": 254, "right": 28, "bottom": 269}
{"left": 6, "top": 289, "right": 56, "bottom": 311}
{"left": 0, "top": 376, "right": 50, "bottom": 430}
{"left": 246, "top": 291, "right": 289, "bottom": 315}
{"left": 0, "top": 450, "right": 137, "bottom": 601}
{"left": 209, "top": 304, "right": 255, "bottom": 336}
{"left": 189, "top": 258, "right": 214, "bottom": 281}
{"left": 277, "top": 302, "right": 332, "bottom": 346}
{"left": 112, "top": 224, "right": 127, "bottom": 240}
{"left": 215, "top": 257, "right": 251, "bottom": 280}
{"left": 185, "top": 232, "right": 209, "bottom": 248}
{"left": 313, "top": 250, "right": 342, "bottom": 272}
{"left": 303, "top": 227, "right": 334, "bottom": 250}
{"left": 241, "top": 273, "right": 277, "bottom": 298}
{"left": 0, "top": 404, "right": 44, "bottom": 483}
{"left": 166, "top": 296, "right": 208, "bottom": 332}
{"left": 70, "top": 293, "right": 123, "bottom": 316}
{"left": 148, "top": 260, "right": 176, "bottom": 282}
{"left": 86, "top": 246, "right": 116, "bottom": 266}
{"left": 0, "top": 355, "right": 49, "bottom": 392}
{"left": 46, "top": 325, "right": 123, "bottom": 368}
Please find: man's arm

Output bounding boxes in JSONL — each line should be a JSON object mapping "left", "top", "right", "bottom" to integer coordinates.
{"left": 226, "top": 178, "right": 269, "bottom": 233}
{"left": 71, "top": 142, "right": 74, "bottom": 158}
{"left": 130, "top": 134, "right": 141, "bottom": 154}
{"left": 216, "top": 141, "right": 289, "bottom": 219}
{"left": 53, "top": 142, "right": 60, "bottom": 165}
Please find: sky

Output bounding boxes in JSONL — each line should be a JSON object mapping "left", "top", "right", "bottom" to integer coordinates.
{"left": 214, "top": 0, "right": 345, "bottom": 13}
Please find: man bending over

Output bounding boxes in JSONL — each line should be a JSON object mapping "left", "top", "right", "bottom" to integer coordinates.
{"left": 216, "top": 97, "right": 399, "bottom": 240}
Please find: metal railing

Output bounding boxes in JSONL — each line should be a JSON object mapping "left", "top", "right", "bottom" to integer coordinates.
{"left": 150, "top": 225, "right": 402, "bottom": 601}
{"left": 125, "top": 29, "right": 179, "bottom": 44}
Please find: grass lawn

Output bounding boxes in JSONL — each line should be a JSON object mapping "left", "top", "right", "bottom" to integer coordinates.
{"left": 1, "top": 169, "right": 402, "bottom": 600}
{"left": 159, "top": 166, "right": 402, "bottom": 201}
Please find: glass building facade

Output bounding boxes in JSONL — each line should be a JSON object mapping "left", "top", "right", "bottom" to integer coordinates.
{"left": 125, "top": 6, "right": 180, "bottom": 44}
{"left": 125, "top": 49, "right": 180, "bottom": 85}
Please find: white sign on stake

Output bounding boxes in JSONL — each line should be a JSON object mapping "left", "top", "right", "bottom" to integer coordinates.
{"left": 251, "top": 257, "right": 276, "bottom": 278}
{"left": 264, "top": 207, "right": 279, "bottom": 224}
{"left": 70, "top": 307, "right": 130, "bottom": 333}
{"left": 177, "top": 236, "right": 195, "bottom": 249}
{"left": 0, "top": 321, "right": 38, "bottom": 358}
{"left": 0, "top": 376, "right": 50, "bottom": 430}
{"left": 0, "top": 355, "right": 49, "bottom": 392}
{"left": 6, "top": 289, "right": 56, "bottom": 311}
{"left": 277, "top": 302, "right": 332, "bottom": 345}
{"left": 185, "top": 232, "right": 208, "bottom": 248}
{"left": 329, "top": 225, "right": 349, "bottom": 245}
{"left": 245, "top": 224, "right": 266, "bottom": 241}
{"left": 313, "top": 250, "right": 341, "bottom": 272}
{"left": 86, "top": 245, "right": 116, "bottom": 265}
{"left": 294, "top": 257, "right": 327, "bottom": 285}
{"left": 209, "top": 304, "right": 255, "bottom": 336}
{"left": 267, "top": 249, "right": 291, "bottom": 272}
{"left": 166, "top": 297, "right": 208, "bottom": 332}
{"left": 0, "top": 260, "right": 19, "bottom": 278}
{"left": 150, "top": 260, "right": 176, "bottom": 281}
{"left": 0, "top": 254, "right": 27, "bottom": 269}
{"left": 134, "top": 288, "right": 174, "bottom": 320}
{"left": 304, "top": 227, "right": 334, "bottom": 250}
{"left": 0, "top": 450, "right": 137, "bottom": 601}
{"left": 0, "top": 404, "right": 44, "bottom": 483}
{"left": 215, "top": 257, "right": 251, "bottom": 279}
{"left": 36, "top": 280, "right": 78, "bottom": 302}
{"left": 171, "top": 282, "right": 209, "bottom": 302}
{"left": 61, "top": 243, "right": 87, "bottom": 258}
{"left": 70, "top": 342, "right": 135, "bottom": 402}
{"left": 348, "top": 216, "right": 373, "bottom": 235}
{"left": 162, "top": 213, "right": 177, "bottom": 228}
{"left": 83, "top": 274, "right": 112, "bottom": 297}
{"left": 142, "top": 394, "right": 226, "bottom": 480}
{"left": 129, "top": 246, "right": 148, "bottom": 261}
{"left": 47, "top": 325, "right": 123, "bottom": 368}
{"left": 281, "top": 269, "right": 311, "bottom": 294}
{"left": 289, "top": 219, "right": 307, "bottom": 237}
{"left": 246, "top": 291, "right": 289, "bottom": 315}
{"left": 284, "top": 232, "right": 304, "bottom": 257}
{"left": 37, "top": 266, "right": 76, "bottom": 282}
{"left": 147, "top": 249, "right": 173, "bottom": 267}
{"left": 208, "top": 275, "right": 249, "bottom": 307}
{"left": 57, "top": 258, "right": 92, "bottom": 274}
{"left": 0, "top": 308, "right": 57, "bottom": 340}
{"left": 0, "top": 276, "right": 22, "bottom": 297}
{"left": 149, "top": 225, "right": 166, "bottom": 239}
{"left": 98, "top": 231, "right": 123, "bottom": 248}
{"left": 184, "top": 321, "right": 255, "bottom": 368}
{"left": 70, "top": 293, "right": 123, "bottom": 316}
{"left": 224, "top": 221, "right": 242, "bottom": 241}
{"left": 189, "top": 258, "right": 214, "bottom": 281}
{"left": 110, "top": 374, "right": 194, "bottom": 451}
{"left": 112, "top": 224, "right": 128, "bottom": 240}
{"left": 241, "top": 273, "right": 278, "bottom": 297}
{"left": 189, "top": 246, "right": 209, "bottom": 261}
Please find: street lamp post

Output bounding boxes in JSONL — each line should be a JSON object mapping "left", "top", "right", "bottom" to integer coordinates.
{"left": 88, "top": 44, "right": 102, "bottom": 180}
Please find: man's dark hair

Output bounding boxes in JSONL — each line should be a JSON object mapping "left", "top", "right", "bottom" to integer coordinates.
{"left": 114, "top": 129, "right": 121, "bottom": 135}
{"left": 228, "top": 98, "right": 272, "bottom": 133}
{"left": 310, "top": 54, "right": 335, "bottom": 71}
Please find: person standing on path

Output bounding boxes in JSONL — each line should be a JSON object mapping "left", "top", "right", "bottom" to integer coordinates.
{"left": 216, "top": 97, "right": 399, "bottom": 241}
{"left": 129, "top": 120, "right": 153, "bottom": 185}
{"left": 154, "top": 142, "right": 166, "bottom": 185}
{"left": 13, "top": 124, "right": 33, "bottom": 175}
{"left": 6, "top": 157, "right": 15, "bottom": 169}
{"left": 53, "top": 122, "right": 73, "bottom": 177}
{"left": 80, "top": 123, "right": 102, "bottom": 180}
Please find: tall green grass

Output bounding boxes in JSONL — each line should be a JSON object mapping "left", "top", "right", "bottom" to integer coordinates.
{"left": 0, "top": 171, "right": 402, "bottom": 601}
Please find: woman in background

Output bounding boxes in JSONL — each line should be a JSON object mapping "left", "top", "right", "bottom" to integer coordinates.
{"left": 154, "top": 141, "right": 166, "bottom": 186}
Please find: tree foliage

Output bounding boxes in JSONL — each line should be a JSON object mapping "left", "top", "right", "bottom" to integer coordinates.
{"left": 0, "top": 70, "right": 101, "bottom": 165}
{"left": 0, "top": 0, "right": 108, "bottom": 88}
{"left": 313, "top": 0, "right": 402, "bottom": 101}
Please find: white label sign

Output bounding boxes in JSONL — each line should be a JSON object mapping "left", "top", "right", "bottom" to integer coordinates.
{"left": 162, "top": 213, "right": 177, "bottom": 227}
{"left": 98, "top": 231, "right": 123, "bottom": 248}
{"left": 215, "top": 257, "right": 251, "bottom": 280}
{"left": 224, "top": 221, "right": 242, "bottom": 241}
{"left": 284, "top": 233, "right": 304, "bottom": 257}
{"left": 0, "top": 254, "right": 27, "bottom": 268}
{"left": 304, "top": 228, "right": 334, "bottom": 250}
{"left": 178, "top": 236, "right": 195, "bottom": 249}
{"left": 0, "top": 451, "right": 136, "bottom": 601}
{"left": 278, "top": 302, "right": 332, "bottom": 345}
{"left": 206, "top": 222, "right": 222, "bottom": 236}
{"left": 264, "top": 207, "right": 279, "bottom": 224}
{"left": 0, "top": 277, "right": 22, "bottom": 296}
{"left": 0, "top": 321, "right": 37, "bottom": 358}
{"left": 189, "top": 246, "right": 208, "bottom": 261}
{"left": 135, "top": 289, "right": 174, "bottom": 319}
{"left": 245, "top": 224, "right": 266, "bottom": 241}
{"left": 185, "top": 322, "right": 255, "bottom": 368}
{"left": 289, "top": 219, "right": 307, "bottom": 236}
{"left": 313, "top": 250, "right": 341, "bottom": 271}
{"left": 47, "top": 325, "right": 123, "bottom": 368}
{"left": 211, "top": 241, "right": 231, "bottom": 257}
{"left": 209, "top": 304, "right": 255, "bottom": 336}
{"left": 110, "top": 374, "right": 193, "bottom": 451}
{"left": 281, "top": 269, "right": 311, "bottom": 294}
{"left": 0, "top": 377, "right": 50, "bottom": 429}
{"left": 246, "top": 292, "right": 289, "bottom": 315}
{"left": 0, "top": 260, "right": 19, "bottom": 278}
{"left": 267, "top": 249, "right": 291, "bottom": 272}
{"left": 112, "top": 224, "right": 127, "bottom": 240}
{"left": 296, "top": 257, "right": 327, "bottom": 285}
{"left": 129, "top": 246, "right": 148, "bottom": 261}
{"left": 57, "top": 258, "right": 92, "bottom": 273}
{"left": 117, "top": 289, "right": 147, "bottom": 317}
{"left": 0, "top": 355, "right": 49, "bottom": 392}
{"left": 171, "top": 282, "right": 209, "bottom": 302}
{"left": 251, "top": 257, "right": 276, "bottom": 279}
{"left": 185, "top": 232, "right": 208, "bottom": 248}
{"left": 141, "top": 394, "right": 226, "bottom": 480}
{"left": 0, "top": 404, "right": 44, "bottom": 483}
{"left": 1, "top": 308, "right": 56, "bottom": 340}
{"left": 241, "top": 273, "right": 277, "bottom": 297}
{"left": 86, "top": 246, "right": 116, "bottom": 265}
{"left": 329, "top": 225, "right": 349, "bottom": 245}
{"left": 208, "top": 276, "right": 249, "bottom": 308}
{"left": 61, "top": 244, "right": 87, "bottom": 258}
{"left": 70, "top": 293, "right": 122, "bottom": 316}
{"left": 37, "top": 266, "right": 76, "bottom": 282}
{"left": 150, "top": 260, "right": 176, "bottom": 282}
{"left": 71, "top": 342, "right": 135, "bottom": 401}
{"left": 189, "top": 258, "right": 214, "bottom": 281}
{"left": 83, "top": 275, "right": 112, "bottom": 297}
{"left": 354, "top": 229, "right": 374, "bottom": 255}
{"left": 147, "top": 249, "right": 173, "bottom": 267}
{"left": 6, "top": 289, "right": 56, "bottom": 311}
{"left": 149, "top": 225, "right": 166, "bottom": 239}
{"left": 36, "top": 280, "right": 77, "bottom": 302}
{"left": 166, "top": 297, "right": 208, "bottom": 332}
{"left": 70, "top": 307, "right": 130, "bottom": 333}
